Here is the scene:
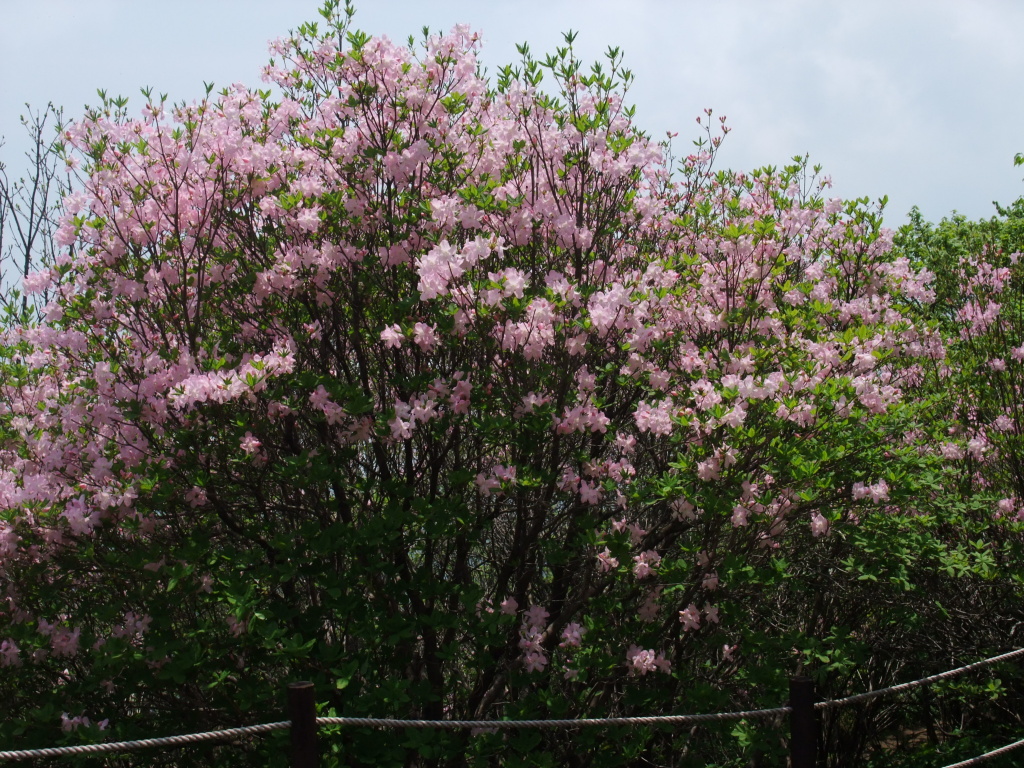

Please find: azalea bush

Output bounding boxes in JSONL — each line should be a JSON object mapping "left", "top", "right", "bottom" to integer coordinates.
{"left": 896, "top": 200, "right": 1024, "bottom": 503}
{"left": 1, "top": 3, "right": 1023, "bottom": 766}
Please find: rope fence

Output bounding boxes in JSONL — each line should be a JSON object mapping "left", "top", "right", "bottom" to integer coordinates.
{"left": 1, "top": 649, "right": 1022, "bottom": 766}
{"left": 938, "top": 737, "right": 1024, "bottom": 768}
{"left": 313, "top": 706, "right": 793, "bottom": 730}
{"left": 0, "top": 722, "right": 290, "bottom": 761}
{"left": 815, "top": 646, "right": 1024, "bottom": 710}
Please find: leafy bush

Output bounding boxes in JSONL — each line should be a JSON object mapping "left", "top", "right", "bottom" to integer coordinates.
{"left": 1, "top": 3, "right": 1023, "bottom": 766}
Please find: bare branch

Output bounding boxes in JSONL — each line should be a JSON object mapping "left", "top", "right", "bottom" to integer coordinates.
{"left": 0, "top": 103, "right": 74, "bottom": 319}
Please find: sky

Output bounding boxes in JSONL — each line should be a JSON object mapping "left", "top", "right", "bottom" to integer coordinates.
{"left": 2, "top": 0, "right": 1022, "bottom": 226}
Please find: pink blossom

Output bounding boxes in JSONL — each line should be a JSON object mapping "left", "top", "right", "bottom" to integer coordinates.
{"left": 413, "top": 322, "right": 438, "bottom": 352}
{"left": 940, "top": 443, "right": 965, "bottom": 460}
{"left": 633, "top": 550, "right": 661, "bottom": 579}
{"left": 62, "top": 713, "right": 93, "bottom": 732}
{"left": 597, "top": 548, "right": 619, "bottom": 572}
{"left": 679, "top": 604, "right": 701, "bottom": 631}
{"left": 0, "top": 640, "right": 21, "bottom": 667}
{"left": 51, "top": 626, "right": 81, "bottom": 657}
{"left": 615, "top": 432, "right": 637, "bottom": 454}
{"left": 638, "top": 589, "right": 662, "bottom": 622}
{"left": 380, "top": 324, "right": 404, "bottom": 348}
{"left": 450, "top": 378, "right": 472, "bottom": 414}
{"left": 579, "top": 480, "right": 601, "bottom": 505}
{"left": 519, "top": 609, "right": 550, "bottom": 673}
{"left": 322, "top": 401, "right": 347, "bottom": 426}
{"left": 634, "top": 399, "right": 674, "bottom": 436}
{"left": 389, "top": 409, "right": 414, "bottom": 440}
{"left": 853, "top": 480, "right": 889, "bottom": 504}
{"left": 226, "top": 616, "right": 247, "bottom": 637}
{"left": 627, "top": 523, "right": 648, "bottom": 545}
{"left": 476, "top": 464, "right": 516, "bottom": 497}
{"left": 240, "top": 432, "right": 261, "bottom": 455}
{"left": 22, "top": 269, "right": 54, "bottom": 295}
{"left": 992, "top": 414, "right": 1014, "bottom": 432}
{"left": 720, "top": 405, "right": 747, "bottom": 429}
{"left": 524, "top": 605, "right": 549, "bottom": 629}
{"left": 517, "top": 391, "right": 549, "bottom": 414}
{"left": 854, "top": 352, "right": 877, "bottom": 371}
{"left": 185, "top": 486, "right": 208, "bottom": 508}
{"left": 62, "top": 496, "right": 98, "bottom": 536}
{"left": 626, "top": 646, "right": 658, "bottom": 675}
{"left": 810, "top": 512, "right": 829, "bottom": 537}
{"left": 556, "top": 402, "right": 611, "bottom": 434}
{"left": 566, "top": 333, "right": 588, "bottom": 356}
{"left": 519, "top": 626, "right": 542, "bottom": 654}
{"left": 672, "top": 499, "right": 696, "bottom": 521}
{"left": 559, "top": 622, "right": 586, "bottom": 648}
{"left": 475, "top": 473, "right": 501, "bottom": 496}
{"left": 293, "top": 205, "right": 322, "bottom": 232}
{"left": 559, "top": 467, "right": 581, "bottom": 493}
{"left": 499, "top": 597, "right": 518, "bottom": 615}
{"left": 967, "top": 436, "right": 989, "bottom": 460}
{"left": 625, "top": 645, "right": 671, "bottom": 675}
{"left": 698, "top": 457, "right": 722, "bottom": 482}
{"left": 523, "top": 651, "right": 548, "bottom": 673}
{"left": 867, "top": 480, "right": 889, "bottom": 503}
{"left": 111, "top": 611, "right": 153, "bottom": 640}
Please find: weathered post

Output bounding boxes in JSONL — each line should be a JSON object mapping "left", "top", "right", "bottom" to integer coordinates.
{"left": 289, "top": 681, "right": 318, "bottom": 768}
{"left": 789, "top": 676, "right": 817, "bottom": 768}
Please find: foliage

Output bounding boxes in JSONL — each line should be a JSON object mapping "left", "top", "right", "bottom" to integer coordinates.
{"left": 896, "top": 200, "right": 1024, "bottom": 501}
{"left": 0, "top": 3, "right": 1023, "bottom": 766}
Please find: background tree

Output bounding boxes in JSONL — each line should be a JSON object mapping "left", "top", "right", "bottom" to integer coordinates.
{"left": 0, "top": 104, "right": 70, "bottom": 319}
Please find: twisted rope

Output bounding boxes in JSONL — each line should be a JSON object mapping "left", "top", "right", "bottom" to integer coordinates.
{"left": 937, "top": 736, "right": 1024, "bottom": 768}
{"left": 815, "top": 648, "right": 1024, "bottom": 710}
{"left": 0, "top": 721, "right": 290, "bottom": 761}
{"left": 0, "top": 707, "right": 789, "bottom": 761}
{"left": 2, "top": 648, "right": 1020, "bottom": 761}
{"left": 316, "top": 706, "right": 792, "bottom": 730}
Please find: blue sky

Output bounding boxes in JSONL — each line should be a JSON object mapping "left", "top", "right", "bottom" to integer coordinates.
{"left": 2, "top": 0, "right": 1022, "bottom": 225}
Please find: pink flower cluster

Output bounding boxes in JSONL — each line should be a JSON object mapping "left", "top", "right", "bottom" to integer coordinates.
{"left": 852, "top": 480, "right": 889, "bottom": 504}
{"left": 625, "top": 645, "right": 671, "bottom": 675}
{"left": 519, "top": 605, "right": 550, "bottom": 673}
{"left": 475, "top": 464, "right": 517, "bottom": 497}
{"left": 61, "top": 713, "right": 109, "bottom": 732}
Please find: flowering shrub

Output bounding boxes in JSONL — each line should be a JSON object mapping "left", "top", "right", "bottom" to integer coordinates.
{"left": 897, "top": 201, "right": 1024, "bottom": 505}
{"left": 1, "top": 3, "right": 1022, "bottom": 766}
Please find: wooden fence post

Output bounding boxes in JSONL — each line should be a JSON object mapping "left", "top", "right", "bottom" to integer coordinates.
{"left": 289, "top": 681, "right": 318, "bottom": 768}
{"left": 789, "top": 675, "right": 817, "bottom": 768}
